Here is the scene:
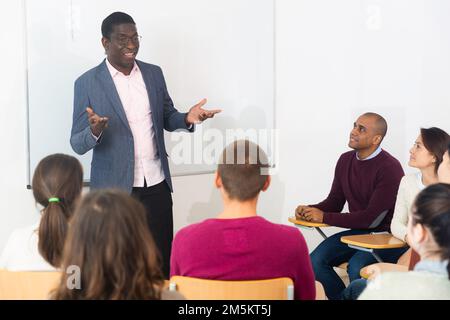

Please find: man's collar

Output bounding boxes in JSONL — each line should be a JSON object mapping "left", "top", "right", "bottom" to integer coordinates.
{"left": 356, "top": 145, "right": 382, "bottom": 161}
{"left": 105, "top": 58, "right": 139, "bottom": 77}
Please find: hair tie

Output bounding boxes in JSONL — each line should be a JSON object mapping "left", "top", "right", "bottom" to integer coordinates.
{"left": 48, "top": 197, "right": 60, "bottom": 203}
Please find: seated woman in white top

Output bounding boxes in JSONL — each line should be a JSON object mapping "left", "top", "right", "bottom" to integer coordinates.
{"left": 391, "top": 127, "right": 449, "bottom": 243}
{"left": 0, "top": 154, "right": 83, "bottom": 271}
{"left": 359, "top": 183, "right": 450, "bottom": 300}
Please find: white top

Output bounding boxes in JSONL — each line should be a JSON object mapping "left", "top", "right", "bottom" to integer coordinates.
{"left": 0, "top": 222, "right": 55, "bottom": 271}
{"left": 390, "top": 172, "right": 425, "bottom": 241}
{"left": 359, "top": 260, "right": 450, "bottom": 300}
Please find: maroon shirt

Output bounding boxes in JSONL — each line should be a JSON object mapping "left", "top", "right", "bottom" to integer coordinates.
{"left": 311, "top": 150, "right": 404, "bottom": 231}
{"left": 170, "top": 216, "right": 316, "bottom": 300}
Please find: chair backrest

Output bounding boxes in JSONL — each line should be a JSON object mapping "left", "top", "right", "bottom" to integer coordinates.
{"left": 0, "top": 269, "right": 61, "bottom": 300}
{"left": 169, "top": 276, "right": 294, "bottom": 300}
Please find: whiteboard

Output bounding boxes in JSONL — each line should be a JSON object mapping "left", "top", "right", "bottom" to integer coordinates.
{"left": 25, "top": 0, "right": 275, "bottom": 184}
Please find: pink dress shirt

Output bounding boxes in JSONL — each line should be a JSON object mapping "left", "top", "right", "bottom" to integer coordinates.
{"left": 105, "top": 59, "right": 165, "bottom": 187}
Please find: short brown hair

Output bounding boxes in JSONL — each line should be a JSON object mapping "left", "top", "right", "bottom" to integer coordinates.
{"left": 217, "top": 140, "right": 269, "bottom": 201}
{"left": 420, "top": 127, "right": 450, "bottom": 174}
{"left": 52, "top": 189, "right": 164, "bottom": 300}
{"left": 32, "top": 154, "right": 83, "bottom": 267}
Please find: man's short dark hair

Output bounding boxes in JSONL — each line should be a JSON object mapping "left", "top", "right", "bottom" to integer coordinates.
{"left": 217, "top": 140, "right": 269, "bottom": 202}
{"left": 363, "top": 112, "right": 388, "bottom": 140}
{"left": 101, "top": 12, "right": 135, "bottom": 39}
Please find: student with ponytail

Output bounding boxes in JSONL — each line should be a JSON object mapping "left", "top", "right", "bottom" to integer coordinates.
{"left": 359, "top": 183, "right": 450, "bottom": 299}
{"left": 0, "top": 154, "right": 83, "bottom": 270}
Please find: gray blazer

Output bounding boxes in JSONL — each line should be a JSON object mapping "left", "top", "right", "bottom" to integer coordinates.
{"left": 70, "top": 59, "right": 193, "bottom": 192}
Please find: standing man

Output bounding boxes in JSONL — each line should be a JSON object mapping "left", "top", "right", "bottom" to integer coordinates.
{"left": 295, "top": 112, "right": 405, "bottom": 299}
{"left": 70, "top": 12, "right": 220, "bottom": 278}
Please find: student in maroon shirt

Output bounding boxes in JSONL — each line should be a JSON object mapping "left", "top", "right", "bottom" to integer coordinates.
{"left": 171, "top": 140, "right": 316, "bottom": 300}
{"left": 295, "top": 112, "right": 405, "bottom": 300}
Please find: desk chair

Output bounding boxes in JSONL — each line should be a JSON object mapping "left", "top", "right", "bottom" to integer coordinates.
{"left": 289, "top": 217, "right": 350, "bottom": 266}
{"left": 340, "top": 233, "right": 407, "bottom": 263}
{"left": 288, "top": 216, "right": 329, "bottom": 240}
{"left": 169, "top": 276, "right": 294, "bottom": 300}
{"left": 288, "top": 216, "right": 349, "bottom": 287}
{"left": 0, "top": 269, "right": 61, "bottom": 300}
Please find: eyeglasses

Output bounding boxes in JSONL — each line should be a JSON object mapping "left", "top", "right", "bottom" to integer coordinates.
{"left": 112, "top": 35, "right": 142, "bottom": 47}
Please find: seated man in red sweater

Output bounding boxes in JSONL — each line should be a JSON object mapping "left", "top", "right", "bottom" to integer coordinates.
{"left": 170, "top": 140, "right": 316, "bottom": 300}
{"left": 295, "top": 112, "right": 406, "bottom": 300}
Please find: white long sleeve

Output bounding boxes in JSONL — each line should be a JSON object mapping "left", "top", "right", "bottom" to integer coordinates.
{"left": 390, "top": 173, "right": 423, "bottom": 241}
{"left": 0, "top": 223, "right": 55, "bottom": 271}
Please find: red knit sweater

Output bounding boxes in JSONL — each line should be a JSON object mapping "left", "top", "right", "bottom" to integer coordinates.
{"left": 311, "top": 149, "right": 404, "bottom": 231}
{"left": 170, "top": 216, "right": 316, "bottom": 300}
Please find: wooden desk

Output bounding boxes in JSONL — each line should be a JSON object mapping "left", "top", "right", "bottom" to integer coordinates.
{"left": 341, "top": 233, "right": 406, "bottom": 263}
{"left": 288, "top": 217, "right": 330, "bottom": 239}
{"left": 360, "top": 263, "right": 408, "bottom": 280}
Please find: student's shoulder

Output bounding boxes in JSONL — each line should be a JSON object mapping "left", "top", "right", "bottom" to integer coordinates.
{"left": 7, "top": 224, "right": 38, "bottom": 243}
{"left": 379, "top": 150, "right": 403, "bottom": 168}
{"left": 365, "top": 271, "right": 431, "bottom": 291}
{"left": 361, "top": 271, "right": 450, "bottom": 299}
{"left": 331, "top": 150, "right": 356, "bottom": 171}
{"left": 268, "top": 220, "right": 302, "bottom": 235}
{"left": 2, "top": 224, "right": 38, "bottom": 254}
{"left": 258, "top": 218, "right": 306, "bottom": 242}
{"left": 359, "top": 272, "right": 406, "bottom": 299}
{"left": 400, "top": 173, "right": 421, "bottom": 186}
{"left": 173, "top": 219, "right": 214, "bottom": 240}
{"left": 337, "top": 150, "right": 356, "bottom": 163}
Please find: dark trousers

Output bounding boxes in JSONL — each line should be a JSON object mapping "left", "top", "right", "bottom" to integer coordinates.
{"left": 310, "top": 229, "right": 408, "bottom": 300}
{"left": 132, "top": 180, "right": 173, "bottom": 279}
{"left": 342, "top": 278, "right": 368, "bottom": 300}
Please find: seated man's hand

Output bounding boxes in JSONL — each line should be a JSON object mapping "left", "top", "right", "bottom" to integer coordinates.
{"left": 295, "top": 205, "right": 310, "bottom": 220}
{"left": 302, "top": 207, "right": 324, "bottom": 223}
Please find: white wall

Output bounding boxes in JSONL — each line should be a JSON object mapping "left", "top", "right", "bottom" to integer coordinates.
{"left": 1, "top": 0, "right": 450, "bottom": 254}
{"left": 0, "top": 0, "right": 38, "bottom": 250}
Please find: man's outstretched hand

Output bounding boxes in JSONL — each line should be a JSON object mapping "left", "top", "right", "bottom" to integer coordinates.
{"left": 185, "top": 98, "right": 221, "bottom": 125}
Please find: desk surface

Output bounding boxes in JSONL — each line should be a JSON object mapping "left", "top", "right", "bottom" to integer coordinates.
{"left": 341, "top": 234, "right": 406, "bottom": 249}
{"left": 288, "top": 216, "right": 329, "bottom": 228}
{"left": 360, "top": 263, "right": 408, "bottom": 279}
